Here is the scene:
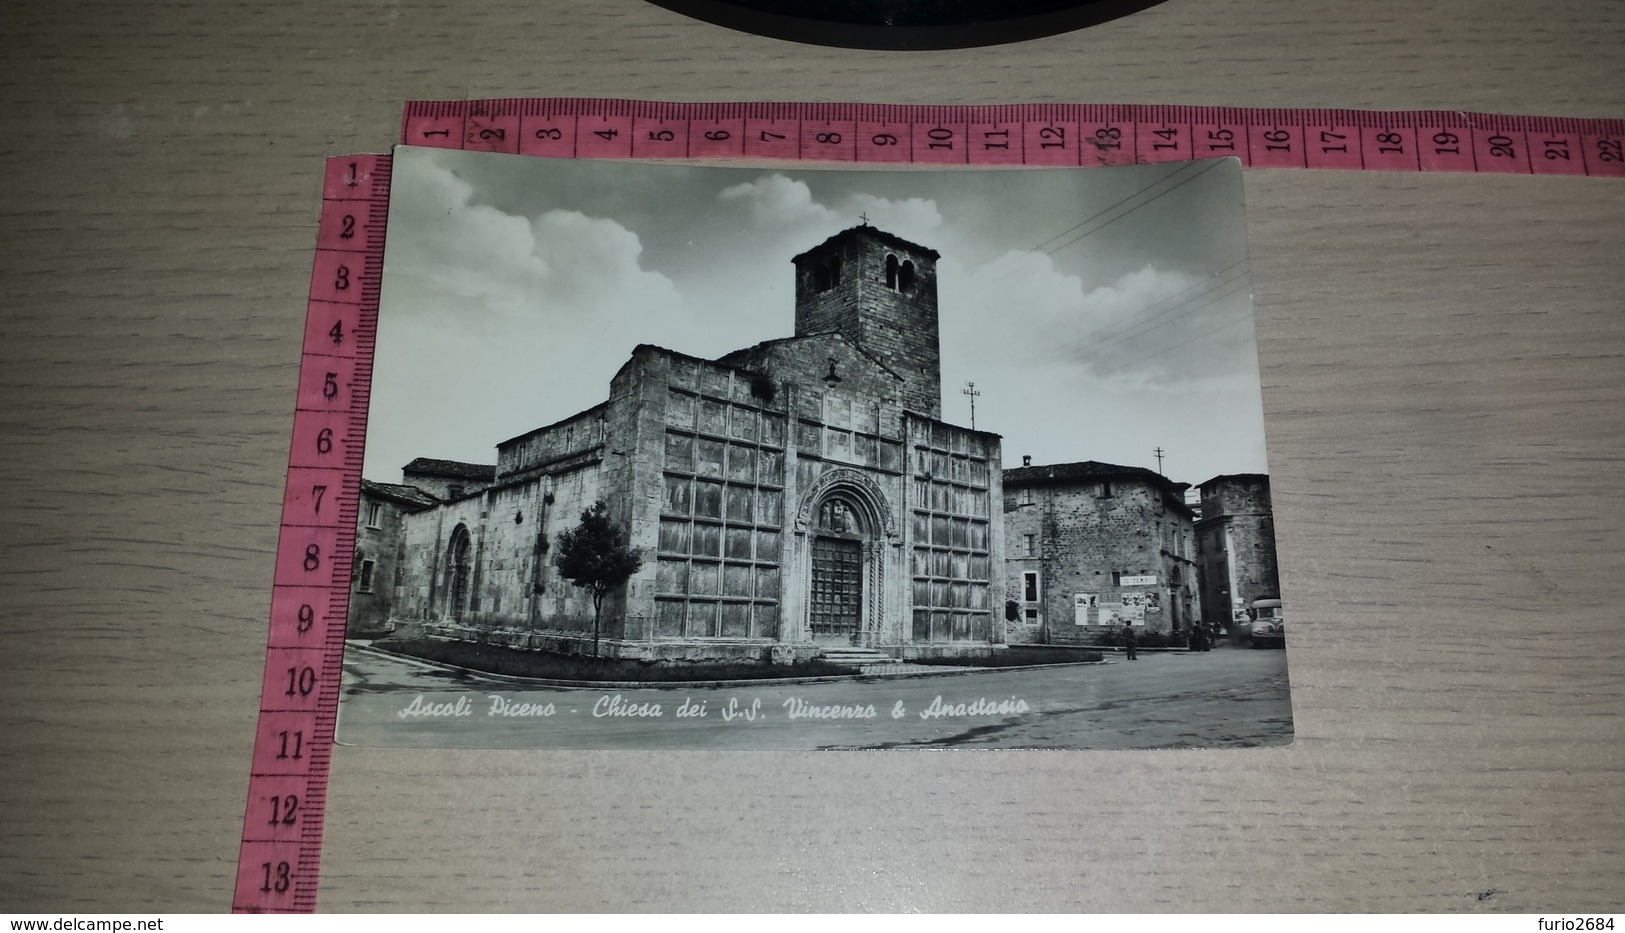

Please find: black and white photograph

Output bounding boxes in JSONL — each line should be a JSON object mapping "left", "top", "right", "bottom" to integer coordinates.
{"left": 336, "top": 146, "right": 1292, "bottom": 750}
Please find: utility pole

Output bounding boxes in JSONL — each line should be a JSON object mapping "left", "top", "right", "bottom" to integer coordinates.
{"left": 1154, "top": 446, "right": 1165, "bottom": 474}
{"left": 962, "top": 381, "right": 981, "bottom": 430}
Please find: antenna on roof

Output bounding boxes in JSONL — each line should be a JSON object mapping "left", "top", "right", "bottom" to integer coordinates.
{"left": 1154, "top": 446, "right": 1165, "bottom": 474}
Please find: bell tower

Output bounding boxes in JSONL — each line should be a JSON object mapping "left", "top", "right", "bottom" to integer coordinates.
{"left": 791, "top": 225, "right": 943, "bottom": 419}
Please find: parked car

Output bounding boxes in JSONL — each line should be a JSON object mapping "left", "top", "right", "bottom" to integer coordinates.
{"left": 1243, "top": 598, "right": 1285, "bottom": 648}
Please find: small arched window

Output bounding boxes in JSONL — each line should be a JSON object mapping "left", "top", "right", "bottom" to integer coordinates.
{"left": 885, "top": 254, "right": 899, "bottom": 290}
{"left": 899, "top": 260, "right": 916, "bottom": 292}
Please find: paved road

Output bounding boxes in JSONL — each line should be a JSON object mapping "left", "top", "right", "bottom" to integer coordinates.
{"left": 336, "top": 644, "right": 1294, "bottom": 750}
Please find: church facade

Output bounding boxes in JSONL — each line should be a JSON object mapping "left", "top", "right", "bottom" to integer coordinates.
{"left": 382, "top": 226, "right": 1006, "bottom": 662}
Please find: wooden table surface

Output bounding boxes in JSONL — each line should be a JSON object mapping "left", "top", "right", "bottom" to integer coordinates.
{"left": 2, "top": 0, "right": 1622, "bottom": 913}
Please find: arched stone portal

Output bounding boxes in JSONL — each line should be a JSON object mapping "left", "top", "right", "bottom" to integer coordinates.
{"left": 791, "top": 468, "right": 902, "bottom": 650}
{"left": 444, "top": 524, "right": 472, "bottom": 621}
{"left": 808, "top": 497, "right": 867, "bottom": 644}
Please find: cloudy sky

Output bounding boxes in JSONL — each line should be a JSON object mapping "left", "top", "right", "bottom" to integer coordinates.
{"left": 365, "top": 146, "right": 1267, "bottom": 488}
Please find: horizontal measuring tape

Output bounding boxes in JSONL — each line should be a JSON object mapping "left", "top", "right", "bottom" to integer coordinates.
{"left": 401, "top": 98, "right": 1625, "bottom": 176}
{"left": 237, "top": 94, "right": 1624, "bottom": 913}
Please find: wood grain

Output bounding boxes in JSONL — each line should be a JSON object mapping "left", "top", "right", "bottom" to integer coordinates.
{"left": 0, "top": 0, "right": 1621, "bottom": 913}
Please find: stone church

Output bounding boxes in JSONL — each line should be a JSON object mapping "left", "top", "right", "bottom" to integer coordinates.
{"left": 374, "top": 225, "right": 1005, "bottom": 662}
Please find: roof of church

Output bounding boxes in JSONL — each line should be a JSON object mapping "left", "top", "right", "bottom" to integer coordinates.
{"left": 360, "top": 479, "right": 442, "bottom": 508}
{"left": 495, "top": 401, "right": 608, "bottom": 451}
{"left": 792, "top": 224, "right": 940, "bottom": 262}
{"left": 1005, "top": 459, "right": 1190, "bottom": 494}
{"left": 715, "top": 331, "right": 904, "bottom": 382}
{"left": 401, "top": 457, "right": 496, "bottom": 480}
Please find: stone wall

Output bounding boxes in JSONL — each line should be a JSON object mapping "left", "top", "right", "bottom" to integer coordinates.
{"left": 395, "top": 452, "right": 605, "bottom": 638}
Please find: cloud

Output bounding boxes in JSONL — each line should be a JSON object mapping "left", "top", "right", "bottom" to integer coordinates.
{"left": 366, "top": 152, "right": 690, "bottom": 479}
{"left": 940, "top": 251, "right": 1250, "bottom": 388}
{"left": 843, "top": 192, "right": 942, "bottom": 243}
{"left": 523, "top": 209, "right": 686, "bottom": 334}
{"left": 934, "top": 252, "right": 1260, "bottom": 475}
{"left": 717, "top": 173, "right": 943, "bottom": 249}
{"left": 718, "top": 174, "right": 834, "bottom": 228}
{"left": 384, "top": 159, "right": 552, "bottom": 319}
{"left": 385, "top": 156, "right": 682, "bottom": 329}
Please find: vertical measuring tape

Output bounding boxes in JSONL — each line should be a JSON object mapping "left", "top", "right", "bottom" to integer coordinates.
{"left": 235, "top": 95, "right": 1625, "bottom": 913}
{"left": 232, "top": 154, "right": 389, "bottom": 912}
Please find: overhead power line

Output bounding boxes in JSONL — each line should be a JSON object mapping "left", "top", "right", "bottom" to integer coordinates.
{"left": 1092, "top": 296, "right": 1257, "bottom": 377}
{"left": 1070, "top": 267, "right": 1253, "bottom": 362}
{"left": 1030, "top": 262, "right": 1251, "bottom": 369}
{"left": 1022, "top": 161, "right": 1207, "bottom": 255}
{"left": 981, "top": 161, "right": 1218, "bottom": 291}
{"left": 1035, "top": 160, "right": 1225, "bottom": 260}
{"left": 1056, "top": 258, "right": 1251, "bottom": 354}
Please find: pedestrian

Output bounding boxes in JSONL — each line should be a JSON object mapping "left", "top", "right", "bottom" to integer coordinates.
{"left": 1187, "top": 623, "right": 1203, "bottom": 651}
{"left": 1121, "top": 623, "right": 1138, "bottom": 661}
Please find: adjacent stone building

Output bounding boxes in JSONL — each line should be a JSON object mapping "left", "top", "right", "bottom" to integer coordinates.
{"left": 1193, "top": 473, "right": 1279, "bottom": 632}
{"left": 373, "top": 225, "right": 1005, "bottom": 662}
{"left": 349, "top": 480, "right": 443, "bottom": 637}
{"left": 1003, "top": 460, "right": 1198, "bottom": 646}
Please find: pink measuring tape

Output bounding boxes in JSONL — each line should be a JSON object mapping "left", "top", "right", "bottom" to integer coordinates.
{"left": 400, "top": 99, "right": 1625, "bottom": 176}
{"left": 233, "top": 154, "right": 388, "bottom": 912}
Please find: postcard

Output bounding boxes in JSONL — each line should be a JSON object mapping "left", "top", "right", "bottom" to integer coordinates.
{"left": 335, "top": 146, "right": 1291, "bottom": 749}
